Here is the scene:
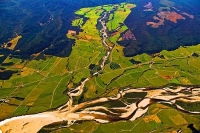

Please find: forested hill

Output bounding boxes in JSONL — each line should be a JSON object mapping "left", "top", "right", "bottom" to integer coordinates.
{"left": 0, "top": 0, "right": 127, "bottom": 58}
{"left": 0, "top": 0, "right": 200, "bottom": 59}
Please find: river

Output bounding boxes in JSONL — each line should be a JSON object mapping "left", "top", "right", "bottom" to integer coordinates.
{"left": 0, "top": 7, "right": 200, "bottom": 133}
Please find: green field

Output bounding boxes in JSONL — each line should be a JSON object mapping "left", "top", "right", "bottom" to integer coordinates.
{"left": 0, "top": 2, "right": 200, "bottom": 133}
{"left": 40, "top": 103, "right": 200, "bottom": 133}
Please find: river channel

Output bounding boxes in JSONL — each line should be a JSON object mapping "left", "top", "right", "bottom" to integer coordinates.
{"left": 0, "top": 8, "right": 200, "bottom": 133}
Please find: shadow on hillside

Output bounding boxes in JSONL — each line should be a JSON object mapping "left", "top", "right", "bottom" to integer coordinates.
{"left": 187, "top": 124, "right": 200, "bottom": 133}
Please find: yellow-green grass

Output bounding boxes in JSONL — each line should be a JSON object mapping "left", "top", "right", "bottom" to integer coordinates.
{"left": 99, "top": 69, "right": 124, "bottom": 85}
{"left": 72, "top": 18, "right": 84, "bottom": 27}
{"left": 115, "top": 74, "right": 135, "bottom": 87}
{"left": 0, "top": 56, "right": 72, "bottom": 119}
{"left": 133, "top": 53, "right": 152, "bottom": 63}
{"left": 98, "top": 44, "right": 200, "bottom": 90}
{"left": 106, "top": 3, "right": 135, "bottom": 31}
{"left": 9, "top": 74, "right": 70, "bottom": 116}
{"left": 72, "top": 68, "right": 90, "bottom": 84}
{"left": 48, "top": 58, "right": 68, "bottom": 76}
{"left": 4, "top": 35, "right": 22, "bottom": 50}
{"left": 103, "top": 5, "right": 114, "bottom": 11}
{"left": 69, "top": 104, "right": 200, "bottom": 133}
{"left": 11, "top": 106, "right": 29, "bottom": 117}
{"left": 48, "top": 121, "right": 99, "bottom": 133}
{"left": 109, "top": 34, "right": 120, "bottom": 45}
{"left": 10, "top": 73, "right": 44, "bottom": 85}
{"left": 26, "top": 56, "right": 57, "bottom": 71}
{"left": 1, "top": 81, "right": 13, "bottom": 88}
{"left": 119, "top": 25, "right": 129, "bottom": 33}
{"left": 0, "top": 103, "right": 17, "bottom": 120}
{"left": 1, "top": 3, "right": 200, "bottom": 132}
{"left": 67, "top": 42, "right": 105, "bottom": 72}
{"left": 0, "top": 88, "right": 16, "bottom": 100}
{"left": 75, "top": 8, "right": 91, "bottom": 15}
{"left": 147, "top": 76, "right": 169, "bottom": 87}
{"left": 84, "top": 78, "right": 105, "bottom": 100}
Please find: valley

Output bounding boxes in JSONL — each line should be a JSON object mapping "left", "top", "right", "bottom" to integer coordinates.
{"left": 0, "top": 1, "right": 200, "bottom": 133}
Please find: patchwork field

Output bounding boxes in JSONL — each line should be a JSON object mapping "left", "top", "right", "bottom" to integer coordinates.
{"left": 0, "top": 2, "right": 200, "bottom": 133}
{"left": 41, "top": 104, "right": 200, "bottom": 133}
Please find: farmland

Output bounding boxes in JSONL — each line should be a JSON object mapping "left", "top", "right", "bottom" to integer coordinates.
{"left": 0, "top": 2, "right": 200, "bottom": 133}
{"left": 47, "top": 103, "right": 200, "bottom": 133}
{"left": 0, "top": 56, "right": 71, "bottom": 120}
